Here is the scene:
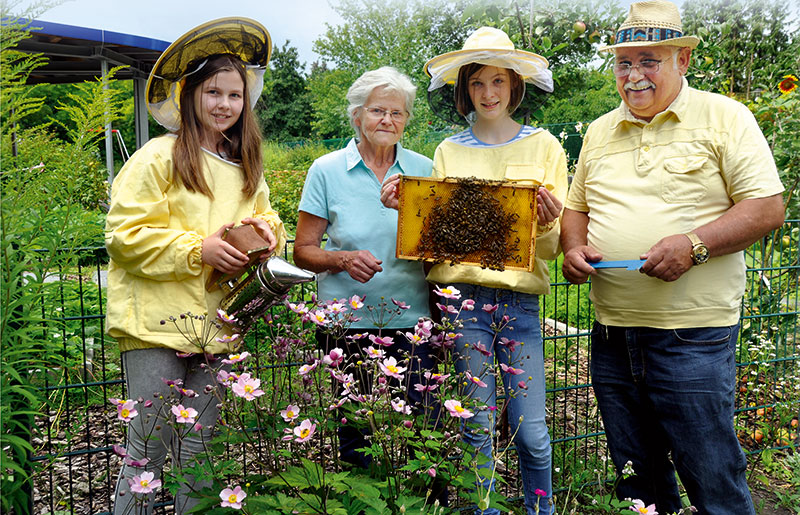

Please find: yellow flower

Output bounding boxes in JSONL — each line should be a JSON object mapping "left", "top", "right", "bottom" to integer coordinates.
{"left": 778, "top": 74, "right": 798, "bottom": 95}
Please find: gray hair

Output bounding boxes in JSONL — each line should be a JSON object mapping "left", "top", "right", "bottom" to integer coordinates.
{"left": 346, "top": 66, "right": 417, "bottom": 138}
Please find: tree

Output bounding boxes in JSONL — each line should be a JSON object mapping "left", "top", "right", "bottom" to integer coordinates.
{"left": 461, "top": 0, "right": 624, "bottom": 123}
{"left": 309, "top": 0, "right": 625, "bottom": 136}
{"left": 309, "top": 0, "right": 472, "bottom": 138}
{"left": 257, "top": 41, "right": 313, "bottom": 142}
{"left": 682, "top": 0, "right": 799, "bottom": 99}
{"left": 306, "top": 64, "right": 354, "bottom": 140}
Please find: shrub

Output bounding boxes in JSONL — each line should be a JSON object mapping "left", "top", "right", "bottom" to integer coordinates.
{"left": 106, "top": 291, "right": 534, "bottom": 513}
{"left": 264, "top": 169, "right": 307, "bottom": 236}
{"left": 0, "top": 13, "right": 126, "bottom": 513}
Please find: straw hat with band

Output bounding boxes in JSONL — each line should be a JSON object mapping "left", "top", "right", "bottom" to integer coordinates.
{"left": 424, "top": 27, "right": 553, "bottom": 126}
{"left": 598, "top": 0, "right": 699, "bottom": 53}
{"left": 147, "top": 17, "right": 271, "bottom": 132}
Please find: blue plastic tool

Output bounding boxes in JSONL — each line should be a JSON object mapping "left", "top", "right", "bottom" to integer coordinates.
{"left": 591, "top": 259, "right": 646, "bottom": 271}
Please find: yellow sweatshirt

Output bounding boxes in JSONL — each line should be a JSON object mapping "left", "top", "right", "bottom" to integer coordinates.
{"left": 105, "top": 136, "right": 286, "bottom": 353}
{"left": 426, "top": 128, "right": 568, "bottom": 295}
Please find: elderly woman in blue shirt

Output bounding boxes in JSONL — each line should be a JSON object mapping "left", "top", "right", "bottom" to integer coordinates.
{"left": 294, "top": 66, "right": 435, "bottom": 469}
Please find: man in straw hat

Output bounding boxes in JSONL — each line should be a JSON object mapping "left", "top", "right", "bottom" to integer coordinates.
{"left": 560, "top": 0, "right": 784, "bottom": 512}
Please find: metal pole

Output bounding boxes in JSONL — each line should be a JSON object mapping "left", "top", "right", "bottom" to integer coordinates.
{"left": 101, "top": 59, "right": 115, "bottom": 184}
{"left": 133, "top": 77, "right": 149, "bottom": 150}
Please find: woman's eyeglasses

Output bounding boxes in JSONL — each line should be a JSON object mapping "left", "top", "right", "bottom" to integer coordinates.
{"left": 363, "top": 106, "right": 407, "bottom": 122}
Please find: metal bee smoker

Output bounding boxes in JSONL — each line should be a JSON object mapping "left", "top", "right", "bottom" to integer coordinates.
{"left": 218, "top": 256, "right": 315, "bottom": 332}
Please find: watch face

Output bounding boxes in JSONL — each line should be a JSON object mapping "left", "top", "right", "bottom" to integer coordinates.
{"left": 693, "top": 244, "right": 710, "bottom": 264}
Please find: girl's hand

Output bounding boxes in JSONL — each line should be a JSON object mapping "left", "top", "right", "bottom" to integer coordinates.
{"left": 241, "top": 217, "right": 277, "bottom": 256}
{"left": 536, "top": 187, "right": 563, "bottom": 225}
{"left": 202, "top": 223, "right": 250, "bottom": 274}
{"left": 380, "top": 175, "right": 401, "bottom": 210}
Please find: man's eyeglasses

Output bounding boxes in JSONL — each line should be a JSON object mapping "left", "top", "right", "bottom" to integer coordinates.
{"left": 613, "top": 53, "right": 675, "bottom": 78}
{"left": 363, "top": 106, "right": 407, "bottom": 122}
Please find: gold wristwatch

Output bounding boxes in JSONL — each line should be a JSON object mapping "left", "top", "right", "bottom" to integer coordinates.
{"left": 684, "top": 232, "right": 709, "bottom": 265}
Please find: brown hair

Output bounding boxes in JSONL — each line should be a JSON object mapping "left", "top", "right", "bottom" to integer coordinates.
{"left": 454, "top": 63, "right": 525, "bottom": 118}
{"left": 172, "top": 54, "right": 264, "bottom": 198}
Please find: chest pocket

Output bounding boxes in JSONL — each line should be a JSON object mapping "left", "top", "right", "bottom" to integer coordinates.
{"left": 661, "top": 155, "right": 709, "bottom": 204}
{"left": 505, "top": 164, "right": 552, "bottom": 189}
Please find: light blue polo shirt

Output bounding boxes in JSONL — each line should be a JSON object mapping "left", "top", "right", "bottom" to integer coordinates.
{"left": 298, "top": 138, "right": 432, "bottom": 329}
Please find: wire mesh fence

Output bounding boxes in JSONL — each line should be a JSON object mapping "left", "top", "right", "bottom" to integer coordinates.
{"left": 22, "top": 222, "right": 800, "bottom": 514}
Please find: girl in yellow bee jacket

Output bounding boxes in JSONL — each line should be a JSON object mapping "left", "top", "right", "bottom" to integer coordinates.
{"left": 104, "top": 18, "right": 285, "bottom": 514}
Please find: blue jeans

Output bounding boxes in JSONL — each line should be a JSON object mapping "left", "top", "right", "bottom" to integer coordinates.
{"left": 449, "top": 284, "right": 552, "bottom": 515}
{"left": 590, "top": 322, "right": 754, "bottom": 515}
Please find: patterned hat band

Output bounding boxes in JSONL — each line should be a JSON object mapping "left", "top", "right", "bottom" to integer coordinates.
{"left": 616, "top": 26, "right": 684, "bottom": 44}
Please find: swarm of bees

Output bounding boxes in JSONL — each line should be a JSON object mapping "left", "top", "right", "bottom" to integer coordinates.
{"left": 416, "top": 177, "right": 520, "bottom": 271}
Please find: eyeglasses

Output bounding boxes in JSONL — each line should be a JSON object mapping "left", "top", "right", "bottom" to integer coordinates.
{"left": 363, "top": 106, "right": 408, "bottom": 122}
{"left": 613, "top": 53, "right": 675, "bottom": 78}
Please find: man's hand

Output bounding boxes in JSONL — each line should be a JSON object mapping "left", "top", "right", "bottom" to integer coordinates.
{"left": 338, "top": 250, "right": 383, "bottom": 283}
{"left": 639, "top": 234, "right": 693, "bottom": 282}
{"left": 562, "top": 245, "right": 603, "bottom": 284}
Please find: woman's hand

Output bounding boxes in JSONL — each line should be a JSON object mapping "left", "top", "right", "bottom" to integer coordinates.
{"left": 536, "top": 187, "right": 563, "bottom": 225}
{"left": 241, "top": 217, "right": 277, "bottom": 257}
{"left": 202, "top": 223, "right": 250, "bottom": 274}
{"left": 339, "top": 250, "right": 383, "bottom": 283}
{"left": 380, "top": 174, "right": 401, "bottom": 210}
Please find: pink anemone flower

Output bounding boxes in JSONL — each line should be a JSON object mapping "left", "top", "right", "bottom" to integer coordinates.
{"left": 171, "top": 404, "right": 198, "bottom": 424}
{"left": 293, "top": 419, "right": 316, "bottom": 443}
{"left": 500, "top": 363, "right": 524, "bottom": 375}
{"left": 434, "top": 285, "right": 461, "bottom": 299}
{"left": 219, "top": 485, "right": 247, "bottom": 509}
{"left": 117, "top": 400, "right": 138, "bottom": 422}
{"left": 465, "top": 371, "right": 488, "bottom": 388}
{"left": 231, "top": 373, "right": 265, "bottom": 401}
{"left": 129, "top": 471, "right": 161, "bottom": 494}
{"left": 379, "top": 356, "right": 407, "bottom": 379}
{"left": 444, "top": 399, "right": 474, "bottom": 419}
{"left": 280, "top": 404, "right": 300, "bottom": 422}
{"left": 630, "top": 500, "right": 658, "bottom": 515}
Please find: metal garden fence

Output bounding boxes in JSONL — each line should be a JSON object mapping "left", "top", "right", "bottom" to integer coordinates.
{"left": 22, "top": 222, "right": 799, "bottom": 514}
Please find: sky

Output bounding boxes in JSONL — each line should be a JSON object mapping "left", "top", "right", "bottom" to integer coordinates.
{"left": 14, "top": 0, "right": 680, "bottom": 72}
{"left": 13, "top": 0, "right": 344, "bottom": 70}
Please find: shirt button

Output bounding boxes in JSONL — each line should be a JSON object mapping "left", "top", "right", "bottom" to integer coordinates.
{"left": 643, "top": 145, "right": 650, "bottom": 152}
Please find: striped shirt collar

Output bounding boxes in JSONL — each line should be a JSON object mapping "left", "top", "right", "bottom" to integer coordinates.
{"left": 446, "top": 124, "right": 543, "bottom": 148}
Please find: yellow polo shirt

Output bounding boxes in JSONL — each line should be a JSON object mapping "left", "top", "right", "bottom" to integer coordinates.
{"left": 566, "top": 78, "right": 784, "bottom": 328}
{"left": 426, "top": 127, "right": 569, "bottom": 295}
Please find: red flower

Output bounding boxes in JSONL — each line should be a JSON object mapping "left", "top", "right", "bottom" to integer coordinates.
{"left": 778, "top": 74, "right": 798, "bottom": 95}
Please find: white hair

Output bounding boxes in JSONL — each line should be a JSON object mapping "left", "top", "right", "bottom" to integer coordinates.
{"left": 346, "top": 66, "right": 417, "bottom": 139}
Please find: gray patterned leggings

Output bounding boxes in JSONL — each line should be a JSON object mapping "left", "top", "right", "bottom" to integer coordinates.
{"left": 113, "top": 348, "right": 226, "bottom": 515}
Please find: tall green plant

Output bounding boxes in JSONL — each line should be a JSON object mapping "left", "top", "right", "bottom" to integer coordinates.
{"left": 682, "top": 0, "right": 798, "bottom": 99}
{"left": 0, "top": 11, "right": 127, "bottom": 513}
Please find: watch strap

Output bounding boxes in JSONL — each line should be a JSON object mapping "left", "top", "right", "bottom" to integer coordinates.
{"left": 684, "top": 232, "right": 702, "bottom": 247}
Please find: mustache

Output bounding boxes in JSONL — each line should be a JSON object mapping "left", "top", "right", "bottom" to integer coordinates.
{"left": 624, "top": 79, "right": 655, "bottom": 90}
